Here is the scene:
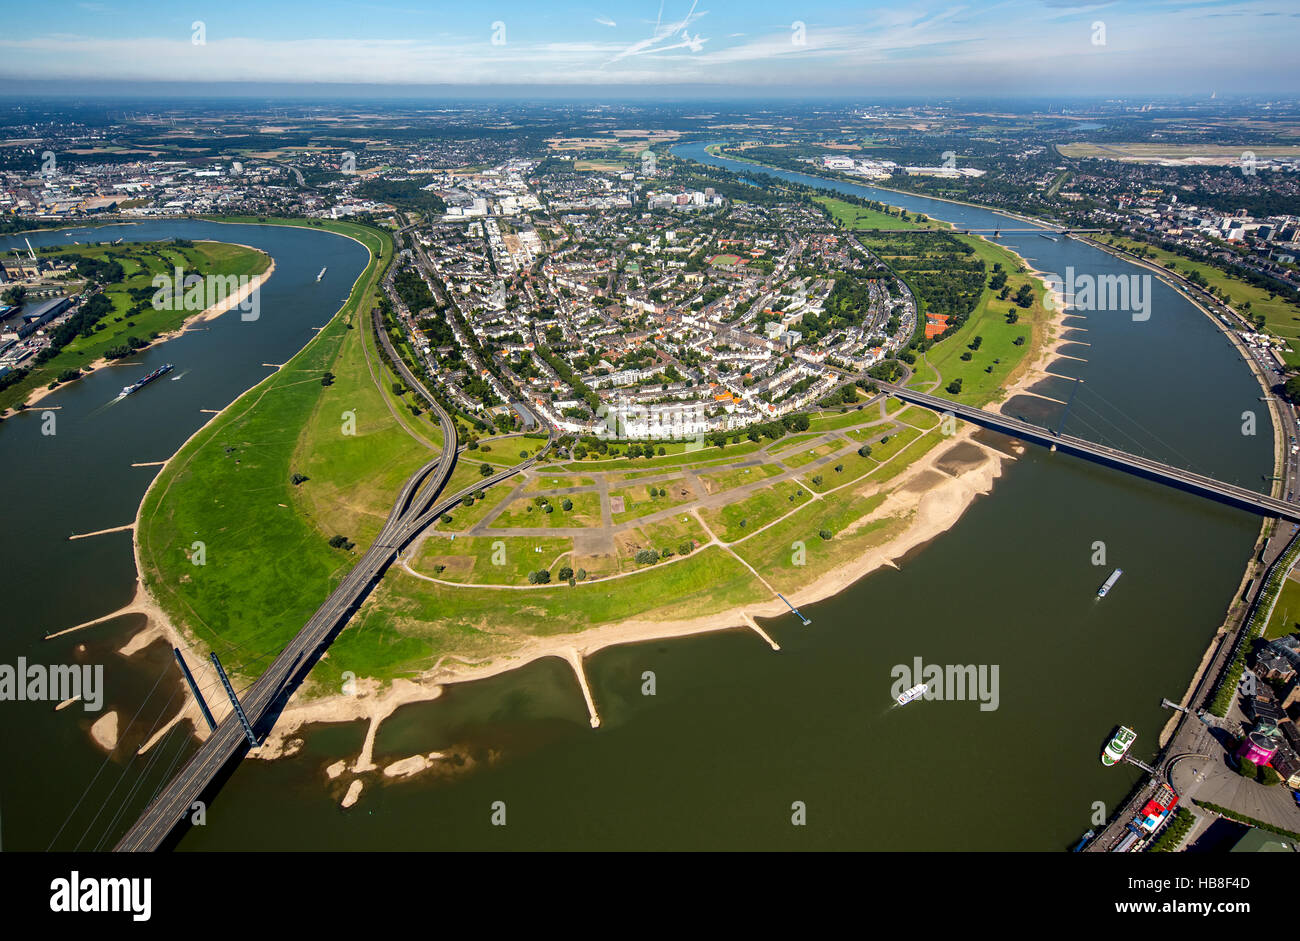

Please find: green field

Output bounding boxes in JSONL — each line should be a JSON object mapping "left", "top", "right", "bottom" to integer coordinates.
{"left": 136, "top": 220, "right": 411, "bottom": 678}
{"left": 413, "top": 533, "right": 574, "bottom": 585}
{"left": 816, "top": 195, "right": 938, "bottom": 231}
{"left": 1, "top": 239, "right": 270, "bottom": 412}
{"left": 1264, "top": 577, "right": 1300, "bottom": 640}
{"left": 917, "top": 235, "right": 1051, "bottom": 405}
{"left": 490, "top": 490, "right": 604, "bottom": 529}
{"left": 701, "top": 480, "right": 812, "bottom": 543}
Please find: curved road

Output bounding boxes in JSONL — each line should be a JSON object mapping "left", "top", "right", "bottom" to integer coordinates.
{"left": 114, "top": 300, "right": 553, "bottom": 852}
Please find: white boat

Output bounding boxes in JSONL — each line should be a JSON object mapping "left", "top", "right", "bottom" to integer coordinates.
{"left": 897, "top": 682, "right": 929, "bottom": 706}
{"left": 316, "top": 267, "right": 327, "bottom": 281}
{"left": 1098, "top": 568, "right": 1123, "bottom": 598}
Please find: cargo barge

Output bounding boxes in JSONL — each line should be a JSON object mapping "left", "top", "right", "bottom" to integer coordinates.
{"left": 121, "top": 363, "right": 174, "bottom": 397}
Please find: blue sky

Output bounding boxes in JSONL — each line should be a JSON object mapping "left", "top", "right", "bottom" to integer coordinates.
{"left": 1, "top": 0, "right": 1297, "bottom": 95}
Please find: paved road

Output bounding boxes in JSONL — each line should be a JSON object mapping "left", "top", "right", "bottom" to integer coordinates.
{"left": 114, "top": 295, "right": 554, "bottom": 852}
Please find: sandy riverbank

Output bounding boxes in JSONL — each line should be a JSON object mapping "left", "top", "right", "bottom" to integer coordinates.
{"left": 13, "top": 255, "right": 274, "bottom": 412}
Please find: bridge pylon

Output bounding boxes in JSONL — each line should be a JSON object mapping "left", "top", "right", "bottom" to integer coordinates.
{"left": 174, "top": 648, "right": 217, "bottom": 732}
{"left": 211, "top": 653, "right": 259, "bottom": 748}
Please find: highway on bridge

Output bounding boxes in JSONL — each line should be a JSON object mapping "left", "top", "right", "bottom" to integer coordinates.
{"left": 114, "top": 297, "right": 553, "bottom": 852}
{"left": 884, "top": 384, "right": 1300, "bottom": 524}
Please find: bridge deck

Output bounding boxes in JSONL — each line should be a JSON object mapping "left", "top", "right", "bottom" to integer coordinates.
{"left": 886, "top": 385, "right": 1299, "bottom": 523}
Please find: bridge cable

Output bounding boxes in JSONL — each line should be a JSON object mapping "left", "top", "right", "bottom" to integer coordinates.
{"left": 45, "top": 663, "right": 171, "bottom": 851}
{"left": 71, "top": 684, "right": 182, "bottom": 851}
{"left": 1074, "top": 383, "right": 1208, "bottom": 477}
{"left": 93, "top": 720, "right": 193, "bottom": 852}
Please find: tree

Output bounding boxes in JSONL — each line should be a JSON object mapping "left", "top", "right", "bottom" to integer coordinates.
{"left": 561, "top": 498, "right": 573, "bottom": 511}
{"left": 558, "top": 565, "right": 574, "bottom": 581}
{"left": 528, "top": 569, "right": 552, "bottom": 585}
{"left": 479, "top": 463, "right": 493, "bottom": 477}
{"left": 635, "top": 548, "right": 659, "bottom": 565}
{"left": 291, "top": 473, "right": 309, "bottom": 485}
{"left": 818, "top": 529, "right": 832, "bottom": 540}
{"left": 857, "top": 444, "right": 872, "bottom": 458}
{"left": 321, "top": 371, "right": 335, "bottom": 386}
{"left": 946, "top": 378, "right": 963, "bottom": 394}
{"left": 1285, "top": 376, "right": 1300, "bottom": 403}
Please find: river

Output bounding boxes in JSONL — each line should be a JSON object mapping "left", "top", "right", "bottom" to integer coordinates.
{"left": 0, "top": 149, "right": 1275, "bottom": 849}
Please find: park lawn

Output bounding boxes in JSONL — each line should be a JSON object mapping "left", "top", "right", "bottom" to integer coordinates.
{"left": 777, "top": 440, "right": 842, "bottom": 468}
{"left": 571, "top": 437, "right": 764, "bottom": 470}
{"left": 136, "top": 219, "right": 398, "bottom": 681}
{"left": 1, "top": 239, "right": 271, "bottom": 412}
{"left": 847, "top": 421, "right": 901, "bottom": 443}
{"left": 489, "top": 490, "right": 604, "bottom": 529}
{"left": 377, "top": 346, "right": 447, "bottom": 451}
{"left": 731, "top": 487, "right": 899, "bottom": 595}
{"left": 805, "top": 450, "right": 878, "bottom": 492}
{"left": 922, "top": 235, "right": 1049, "bottom": 406}
{"left": 290, "top": 309, "right": 439, "bottom": 550}
{"left": 865, "top": 433, "right": 943, "bottom": 484}
{"left": 610, "top": 477, "right": 694, "bottom": 524}
{"left": 701, "top": 480, "right": 814, "bottom": 543}
{"left": 413, "top": 533, "right": 574, "bottom": 586}
{"left": 1263, "top": 577, "right": 1300, "bottom": 640}
{"left": 437, "top": 460, "right": 507, "bottom": 506}
{"left": 852, "top": 426, "right": 922, "bottom": 464}
{"left": 524, "top": 474, "right": 596, "bottom": 492}
{"left": 434, "top": 483, "right": 513, "bottom": 531}
{"left": 907, "top": 357, "right": 941, "bottom": 391}
{"left": 815, "top": 195, "right": 938, "bottom": 231}
{"left": 897, "top": 406, "right": 942, "bottom": 430}
{"left": 699, "top": 462, "right": 784, "bottom": 495}
{"left": 614, "top": 514, "right": 709, "bottom": 571}
{"left": 317, "top": 545, "right": 769, "bottom": 689}
{"left": 807, "top": 405, "right": 882, "bottom": 433}
{"left": 768, "top": 432, "right": 824, "bottom": 451}
{"left": 1104, "top": 235, "right": 1300, "bottom": 364}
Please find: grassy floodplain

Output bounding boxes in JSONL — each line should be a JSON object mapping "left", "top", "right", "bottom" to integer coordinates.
{"left": 136, "top": 219, "right": 439, "bottom": 678}
{"left": 1, "top": 239, "right": 270, "bottom": 412}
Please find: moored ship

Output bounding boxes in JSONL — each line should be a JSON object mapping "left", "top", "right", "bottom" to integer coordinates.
{"left": 1102, "top": 725, "right": 1136, "bottom": 766}
{"left": 121, "top": 363, "right": 174, "bottom": 397}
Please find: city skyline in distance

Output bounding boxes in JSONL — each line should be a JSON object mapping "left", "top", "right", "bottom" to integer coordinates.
{"left": 0, "top": 0, "right": 1297, "bottom": 98}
